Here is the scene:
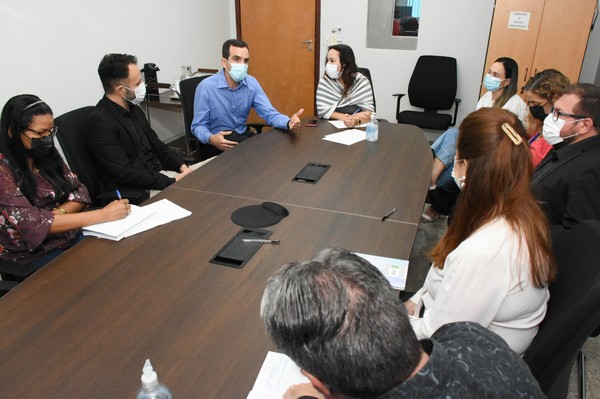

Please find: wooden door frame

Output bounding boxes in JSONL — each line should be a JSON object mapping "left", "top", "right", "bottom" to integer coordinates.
{"left": 235, "top": 0, "right": 321, "bottom": 109}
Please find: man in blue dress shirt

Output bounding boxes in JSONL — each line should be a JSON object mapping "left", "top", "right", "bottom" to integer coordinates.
{"left": 191, "top": 39, "right": 304, "bottom": 161}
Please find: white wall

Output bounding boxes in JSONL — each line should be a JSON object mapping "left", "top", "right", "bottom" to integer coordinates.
{"left": 320, "top": 0, "right": 496, "bottom": 125}
{"left": 0, "top": 0, "right": 235, "bottom": 141}
{"left": 580, "top": 17, "right": 600, "bottom": 84}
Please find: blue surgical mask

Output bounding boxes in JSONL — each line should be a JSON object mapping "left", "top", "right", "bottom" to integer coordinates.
{"left": 483, "top": 74, "right": 503, "bottom": 92}
{"left": 226, "top": 61, "right": 248, "bottom": 83}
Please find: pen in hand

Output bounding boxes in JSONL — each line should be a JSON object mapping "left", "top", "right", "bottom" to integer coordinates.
{"left": 241, "top": 239, "right": 281, "bottom": 244}
{"left": 116, "top": 189, "right": 122, "bottom": 200}
{"left": 381, "top": 207, "right": 397, "bottom": 222}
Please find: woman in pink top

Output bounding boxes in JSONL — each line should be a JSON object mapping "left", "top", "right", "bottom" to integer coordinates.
{"left": 521, "top": 69, "right": 570, "bottom": 166}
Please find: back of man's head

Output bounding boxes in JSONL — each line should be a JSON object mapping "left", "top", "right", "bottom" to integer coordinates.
{"left": 98, "top": 53, "right": 137, "bottom": 94}
{"left": 261, "top": 248, "right": 422, "bottom": 398}
{"left": 222, "top": 39, "right": 249, "bottom": 59}
{"left": 562, "top": 83, "right": 600, "bottom": 131}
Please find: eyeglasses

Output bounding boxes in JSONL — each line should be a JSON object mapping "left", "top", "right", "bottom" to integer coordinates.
{"left": 550, "top": 106, "right": 588, "bottom": 122}
{"left": 23, "top": 126, "right": 58, "bottom": 141}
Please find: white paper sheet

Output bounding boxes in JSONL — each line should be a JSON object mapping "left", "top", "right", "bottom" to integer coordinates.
{"left": 327, "top": 120, "right": 370, "bottom": 129}
{"left": 354, "top": 252, "right": 409, "bottom": 290}
{"left": 323, "top": 129, "right": 366, "bottom": 145}
{"left": 82, "top": 199, "right": 191, "bottom": 241}
{"left": 247, "top": 352, "right": 309, "bottom": 399}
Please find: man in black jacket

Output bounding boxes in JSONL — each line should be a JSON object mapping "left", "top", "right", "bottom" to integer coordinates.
{"left": 532, "top": 83, "right": 600, "bottom": 239}
{"left": 87, "top": 53, "right": 193, "bottom": 194}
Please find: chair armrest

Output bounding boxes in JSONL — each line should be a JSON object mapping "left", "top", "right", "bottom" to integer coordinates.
{"left": 393, "top": 94, "right": 407, "bottom": 123}
{"left": 0, "top": 260, "right": 38, "bottom": 279}
{"left": 450, "top": 98, "right": 461, "bottom": 127}
{"left": 0, "top": 280, "right": 19, "bottom": 296}
{"left": 248, "top": 123, "right": 270, "bottom": 134}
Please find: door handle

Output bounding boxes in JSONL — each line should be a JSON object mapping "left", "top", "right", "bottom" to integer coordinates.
{"left": 300, "top": 39, "right": 314, "bottom": 51}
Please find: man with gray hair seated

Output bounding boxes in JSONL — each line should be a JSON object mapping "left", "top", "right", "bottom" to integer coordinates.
{"left": 260, "top": 248, "right": 545, "bottom": 399}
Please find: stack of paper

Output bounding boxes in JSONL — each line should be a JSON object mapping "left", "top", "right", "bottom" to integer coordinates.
{"left": 354, "top": 252, "right": 409, "bottom": 290}
{"left": 327, "top": 120, "right": 370, "bottom": 129}
{"left": 247, "top": 352, "right": 309, "bottom": 399}
{"left": 82, "top": 199, "right": 191, "bottom": 241}
{"left": 322, "top": 129, "right": 366, "bottom": 145}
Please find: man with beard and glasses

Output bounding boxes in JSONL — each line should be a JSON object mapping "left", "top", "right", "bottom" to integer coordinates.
{"left": 532, "top": 83, "right": 600, "bottom": 238}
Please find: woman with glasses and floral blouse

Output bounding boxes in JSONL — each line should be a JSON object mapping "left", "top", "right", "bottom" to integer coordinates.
{"left": 0, "top": 94, "right": 130, "bottom": 270}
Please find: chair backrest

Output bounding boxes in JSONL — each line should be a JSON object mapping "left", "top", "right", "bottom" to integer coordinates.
{"left": 180, "top": 75, "right": 212, "bottom": 142}
{"left": 408, "top": 55, "right": 457, "bottom": 111}
{"left": 523, "top": 220, "right": 600, "bottom": 398}
{"left": 357, "top": 67, "right": 376, "bottom": 111}
{"left": 54, "top": 106, "right": 101, "bottom": 201}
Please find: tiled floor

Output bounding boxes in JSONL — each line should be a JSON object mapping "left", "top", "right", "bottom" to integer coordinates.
{"left": 568, "top": 336, "right": 600, "bottom": 398}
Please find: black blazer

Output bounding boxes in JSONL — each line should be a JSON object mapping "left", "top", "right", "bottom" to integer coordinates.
{"left": 87, "top": 96, "right": 184, "bottom": 192}
{"left": 532, "top": 134, "right": 600, "bottom": 238}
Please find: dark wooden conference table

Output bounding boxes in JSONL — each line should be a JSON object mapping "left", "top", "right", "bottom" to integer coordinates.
{"left": 0, "top": 120, "right": 431, "bottom": 398}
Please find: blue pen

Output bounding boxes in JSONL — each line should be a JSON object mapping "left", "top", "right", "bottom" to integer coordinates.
{"left": 116, "top": 189, "right": 122, "bottom": 200}
{"left": 351, "top": 108, "right": 361, "bottom": 115}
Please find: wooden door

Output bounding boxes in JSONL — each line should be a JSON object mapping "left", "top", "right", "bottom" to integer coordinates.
{"left": 483, "top": 0, "right": 544, "bottom": 92}
{"left": 532, "top": 0, "right": 596, "bottom": 83}
{"left": 237, "top": 0, "right": 319, "bottom": 123}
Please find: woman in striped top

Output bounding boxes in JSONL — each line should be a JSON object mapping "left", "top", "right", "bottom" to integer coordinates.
{"left": 316, "top": 44, "right": 375, "bottom": 128}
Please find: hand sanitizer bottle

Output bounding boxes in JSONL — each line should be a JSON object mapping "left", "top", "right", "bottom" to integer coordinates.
{"left": 136, "top": 359, "right": 173, "bottom": 399}
{"left": 365, "top": 113, "right": 379, "bottom": 142}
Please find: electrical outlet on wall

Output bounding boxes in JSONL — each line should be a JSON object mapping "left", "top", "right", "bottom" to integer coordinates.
{"left": 336, "top": 26, "right": 343, "bottom": 43}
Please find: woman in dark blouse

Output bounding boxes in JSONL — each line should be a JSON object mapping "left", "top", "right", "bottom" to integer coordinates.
{"left": 0, "top": 94, "right": 130, "bottom": 269}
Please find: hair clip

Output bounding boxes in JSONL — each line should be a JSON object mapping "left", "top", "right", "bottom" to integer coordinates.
{"left": 501, "top": 123, "right": 523, "bottom": 145}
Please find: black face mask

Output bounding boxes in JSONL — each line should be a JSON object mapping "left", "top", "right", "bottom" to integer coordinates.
{"left": 529, "top": 105, "right": 548, "bottom": 122}
{"left": 25, "top": 137, "right": 54, "bottom": 157}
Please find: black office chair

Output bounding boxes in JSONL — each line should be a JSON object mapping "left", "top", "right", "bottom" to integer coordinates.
{"left": 393, "top": 55, "right": 461, "bottom": 130}
{"left": 523, "top": 220, "right": 600, "bottom": 399}
{"left": 357, "top": 67, "right": 376, "bottom": 111}
{"left": 179, "top": 75, "right": 212, "bottom": 162}
{"left": 0, "top": 260, "right": 38, "bottom": 297}
{"left": 55, "top": 107, "right": 148, "bottom": 206}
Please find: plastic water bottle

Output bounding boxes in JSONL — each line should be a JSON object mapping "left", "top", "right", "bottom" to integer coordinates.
{"left": 365, "top": 113, "right": 378, "bottom": 142}
{"left": 136, "top": 359, "right": 173, "bottom": 399}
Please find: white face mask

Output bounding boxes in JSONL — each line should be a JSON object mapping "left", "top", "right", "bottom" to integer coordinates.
{"left": 451, "top": 170, "right": 465, "bottom": 190}
{"left": 542, "top": 114, "right": 584, "bottom": 145}
{"left": 122, "top": 82, "right": 147, "bottom": 105}
{"left": 542, "top": 114, "right": 564, "bottom": 145}
{"left": 451, "top": 160, "right": 466, "bottom": 190}
{"left": 325, "top": 63, "right": 340, "bottom": 80}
